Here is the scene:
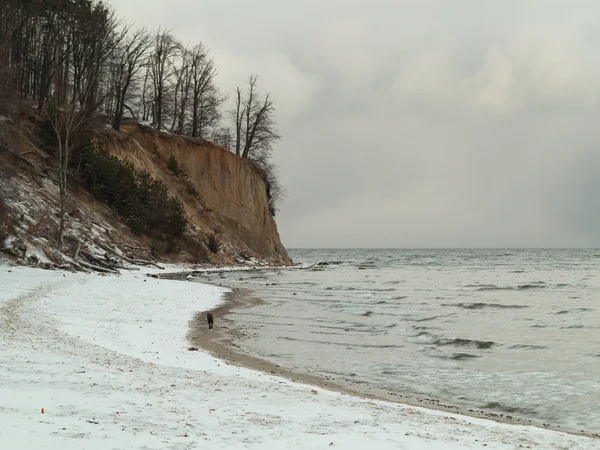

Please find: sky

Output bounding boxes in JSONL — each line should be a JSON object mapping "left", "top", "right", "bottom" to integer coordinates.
{"left": 112, "top": 0, "right": 600, "bottom": 248}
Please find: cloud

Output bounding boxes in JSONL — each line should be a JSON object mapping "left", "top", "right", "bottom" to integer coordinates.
{"left": 110, "top": 0, "right": 600, "bottom": 247}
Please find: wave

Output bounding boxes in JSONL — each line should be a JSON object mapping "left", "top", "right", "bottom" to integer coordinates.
{"left": 443, "top": 303, "right": 528, "bottom": 310}
{"left": 392, "top": 296, "right": 408, "bottom": 300}
{"left": 448, "top": 353, "right": 480, "bottom": 361}
{"left": 313, "top": 261, "right": 345, "bottom": 268}
{"left": 465, "top": 284, "right": 514, "bottom": 291}
{"left": 279, "top": 336, "right": 402, "bottom": 349}
{"left": 406, "top": 331, "right": 437, "bottom": 345}
{"left": 408, "top": 332, "right": 496, "bottom": 349}
{"left": 508, "top": 344, "right": 547, "bottom": 350}
{"left": 463, "top": 281, "right": 547, "bottom": 291}
{"left": 517, "top": 282, "right": 546, "bottom": 290}
{"left": 482, "top": 402, "right": 538, "bottom": 416}
{"left": 555, "top": 308, "right": 594, "bottom": 315}
{"left": 435, "top": 338, "right": 496, "bottom": 349}
{"left": 414, "top": 314, "right": 451, "bottom": 322}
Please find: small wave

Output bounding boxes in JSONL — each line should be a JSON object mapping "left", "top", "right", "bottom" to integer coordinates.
{"left": 313, "top": 261, "right": 344, "bottom": 267}
{"left": 518, "top": 282, "right": 547, "bottom": 290}
{"left": 555, "top": 283, "right": 570, "bottom": 288}
{"left": 442, "top": 303, "right": 528, "bottom": 310}
{"left": 279, "top": 336, "right": 401, "bottom": 349}
{"left": 555, "top": 308, "right": 593, "bottom": 315}
{"left": 465, "top": 284, "right": 514, "bottom": 291}
{"left": 362, "top": 311, "right": 374, "bottom": 317}
{"left": 384, "top": 323, "right": 397, "bottom": 328}
{"left": 435, "top": 338, "right": 496, "bottom": 349}
{"left": 392, "top": 296, "right": 408, "bottom": 300}
{"left": 375, "top": 300, "right": 387, "bottom": 304}
{"left": 482, "top": 402, "right": 538, "bottom": 416}
{"left": 448, "top": 353, "right": 480, "bottom": 361}
{"left": 414, "top": 314, "right": 453, "bottom": 322}
{"left": 511, "top": 270, "right": 525, "bottom": 273}
{"left": 406, "top": 331, "right": 437, "bottom": 345}
{"left": 508, "top": 344, "right": 547, "bottom": 350}
{"left": 560, "top": 325, "right": 584, "bottom": 329}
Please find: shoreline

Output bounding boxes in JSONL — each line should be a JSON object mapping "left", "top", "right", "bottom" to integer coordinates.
{"left": 187, "top": 283, "right": 599, "bottom": 440}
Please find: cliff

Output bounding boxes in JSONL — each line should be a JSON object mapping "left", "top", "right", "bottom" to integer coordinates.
{"left": 0, "top": 115, "right": 291, "bottom": 267}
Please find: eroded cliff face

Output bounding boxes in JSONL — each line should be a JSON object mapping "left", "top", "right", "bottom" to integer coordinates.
{"left": 0, "top": 116, "right": 290, "bottom": 266}
{"left": 100, "top": 122, "right": 290, "bottom": 264}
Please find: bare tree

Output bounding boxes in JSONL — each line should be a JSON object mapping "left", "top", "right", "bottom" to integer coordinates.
{"left": 170, "top": 46, "right": 192, "bottom": 134}
{"left": 148, "top": 29, "right": 180, "bottom": 130}
{"left": 233, "top": 86, "right": 244, "bottom": 156}
{"left": 210, "top": 126, "right": 231, "bottom": 149}
{"left": 189, "top": 43, "right": 225, "bottom": 138}
{"left": 46, "top": 87, "right": 87, "bottom": 250}
{"left": 69, "top": 1, "right": 123, "bottom": 119}
{"left": 230, "top": 75, "right": 283, "bottom": 216}
{"left": 110, "top": 28, "right": 152, "bottom": 130}
{"left": 232, "top": 75, "right": 281, "bottom": 159}
{"left": 0, "top": 0, "right": 19, "bottom": 67}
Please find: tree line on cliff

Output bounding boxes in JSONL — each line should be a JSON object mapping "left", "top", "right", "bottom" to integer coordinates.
{"left": 0, "top": 0, "right": 284, "bottom": 234}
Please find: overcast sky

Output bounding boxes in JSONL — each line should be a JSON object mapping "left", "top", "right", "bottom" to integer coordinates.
{"left": 114, "top": 0, "right": 600, "bottom": 248}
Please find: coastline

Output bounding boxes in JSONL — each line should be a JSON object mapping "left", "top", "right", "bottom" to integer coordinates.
{"left": 188, "top": 283, "right": 599, "bottom": 440}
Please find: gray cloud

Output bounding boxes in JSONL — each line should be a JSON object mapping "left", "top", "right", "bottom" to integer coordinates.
{"left": 113, "top": 0, "right": 600, "bottom": 247}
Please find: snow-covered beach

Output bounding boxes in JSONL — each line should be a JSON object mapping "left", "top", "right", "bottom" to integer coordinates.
{"left": 0, "top": 265, "right": 597, "bottom": 449}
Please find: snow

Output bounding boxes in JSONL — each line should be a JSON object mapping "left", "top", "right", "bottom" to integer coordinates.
{"left": 0, "top": 266, "right": 597, "bottom": 449}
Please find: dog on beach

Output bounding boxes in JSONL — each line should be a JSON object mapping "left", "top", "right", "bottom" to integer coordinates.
{"left": 207, "top": 312, "right": 214, "bottom": 329}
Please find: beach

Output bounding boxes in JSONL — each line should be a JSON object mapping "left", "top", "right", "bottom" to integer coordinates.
{"left": 0, "top": 264, "right": 597, "bottom": 449}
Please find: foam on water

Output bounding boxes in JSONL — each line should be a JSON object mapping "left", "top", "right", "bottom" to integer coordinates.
{"left": 198, "top": 249, "right": 600, "bottom": 433}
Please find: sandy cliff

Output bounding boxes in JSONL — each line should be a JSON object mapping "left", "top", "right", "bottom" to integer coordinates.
{"left": 0, "top": 115, "right": 290, "bottom": 266}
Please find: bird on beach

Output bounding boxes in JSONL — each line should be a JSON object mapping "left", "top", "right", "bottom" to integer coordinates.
{"left": 207, "top": 312, "right": 214, "bottom": 329}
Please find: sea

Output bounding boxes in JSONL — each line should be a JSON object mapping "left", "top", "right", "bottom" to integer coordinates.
{"left": 198, "top": 248, "right": 600, "bottom": 434}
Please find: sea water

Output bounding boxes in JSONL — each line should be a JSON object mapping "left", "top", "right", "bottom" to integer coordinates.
{"left": 198, "top": 249, "right": 600, "bottom": 433}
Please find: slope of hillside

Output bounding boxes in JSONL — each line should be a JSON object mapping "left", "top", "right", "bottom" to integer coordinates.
{"left": 0, "top": 115, "right": 291, "bottom": 268}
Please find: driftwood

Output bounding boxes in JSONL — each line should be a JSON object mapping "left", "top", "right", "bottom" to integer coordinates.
{"left": 73, "top": 240, "right": 82, "bottom": 260}
{"left": 121, "top": 242, "right": 158, "bottom": 262}
{"left": 91, "top": 221, "right": 113, "bottom": 240}
{"left": 74, "top": 259, "right": 119, "bottom": 274}
{"left": 96, "top": 241, "right": 163, "bottom": 269}
{"left": 80, "top": 249, "right": 115, "bottom": 268}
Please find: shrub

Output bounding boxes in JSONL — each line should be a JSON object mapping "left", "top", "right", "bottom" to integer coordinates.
{"left": 75, "top": 143, "right": 187, "bottom": 238}
{"left": 182, "top": 178, "right": 199, "bottom": 197}
{"left": 167, "top": 155, "right": 180, "bottom": 176}
{"left": 207, "top": 233, "right": 220, "bottom": 254}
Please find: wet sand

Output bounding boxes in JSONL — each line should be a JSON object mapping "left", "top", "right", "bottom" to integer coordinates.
{"left": 187, "top": 286, "right": 598, "bottom": 440}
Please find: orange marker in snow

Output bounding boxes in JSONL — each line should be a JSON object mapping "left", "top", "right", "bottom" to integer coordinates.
{"left": 41, "top": 408, "right": 44, "bottom": 414}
